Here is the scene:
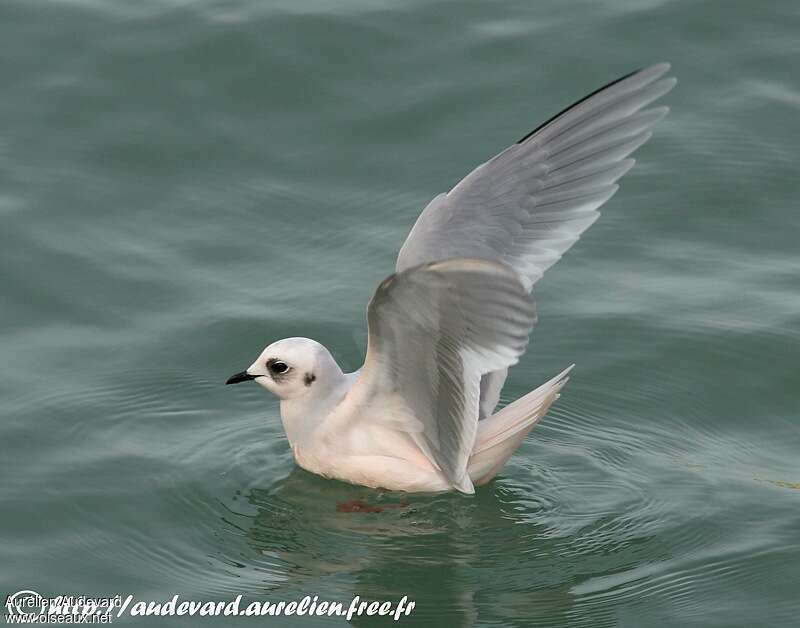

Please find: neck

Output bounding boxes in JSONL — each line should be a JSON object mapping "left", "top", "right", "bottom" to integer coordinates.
{"left": 279, "top": 369, "right": 356, "bottom": 446}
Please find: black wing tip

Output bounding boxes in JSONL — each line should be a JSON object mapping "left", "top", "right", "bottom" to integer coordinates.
{"left": 516, "top": 62, "right": 673, "bottom": 145}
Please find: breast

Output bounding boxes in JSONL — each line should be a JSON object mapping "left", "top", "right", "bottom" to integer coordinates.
{"left": 293, "top": 434, "right": 450, "bottom": 492}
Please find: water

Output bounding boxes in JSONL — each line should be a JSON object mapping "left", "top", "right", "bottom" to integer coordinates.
{"left": 2, "top": 1, "right": 799, "bottom": 626}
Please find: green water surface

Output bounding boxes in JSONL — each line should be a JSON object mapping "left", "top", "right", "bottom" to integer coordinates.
{"left": 2, "top": 1, "right": 799, "bottom": 626}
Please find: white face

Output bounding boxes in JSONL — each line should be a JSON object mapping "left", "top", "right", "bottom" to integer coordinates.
{"left": 227, "top": 337, "right": 328, "bottom": 400}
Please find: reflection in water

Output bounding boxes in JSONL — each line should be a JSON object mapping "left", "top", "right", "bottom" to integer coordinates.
{"left": 216, "top": 367, "right": 800, "bottom": 627}
{"left": 228, "top": 467, "right": 670, "bottom": 627}
{"left": 243, "top": 469, "right": 541, "bottom": 626}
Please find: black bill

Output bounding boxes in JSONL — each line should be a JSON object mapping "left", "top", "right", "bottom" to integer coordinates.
{"left": 226, "top": 371, "right": 257, "bottom": 385}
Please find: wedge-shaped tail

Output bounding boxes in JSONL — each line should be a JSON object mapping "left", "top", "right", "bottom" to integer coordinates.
{"left": 468, "top": 366, "right": 573, "bottom": 486}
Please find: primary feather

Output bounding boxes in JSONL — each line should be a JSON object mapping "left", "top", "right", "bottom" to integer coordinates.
{"left": 396, "top": 63, "right": 675, "bottom": 417}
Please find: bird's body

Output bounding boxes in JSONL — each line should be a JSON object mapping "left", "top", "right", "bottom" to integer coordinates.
{"left": 268, "top": 336, "right": 572, "bottom": 492}
{"left": 227, "top": 64, "right": 675, "bottom": 494}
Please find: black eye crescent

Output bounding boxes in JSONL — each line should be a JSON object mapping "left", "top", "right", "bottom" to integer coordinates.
{"left": 269, "top": 361, "right": 289, "bottom": 374}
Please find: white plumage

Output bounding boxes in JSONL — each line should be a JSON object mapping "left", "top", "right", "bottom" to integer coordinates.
{"left": 227, "top": 64, "right": 675, "bottom": 493}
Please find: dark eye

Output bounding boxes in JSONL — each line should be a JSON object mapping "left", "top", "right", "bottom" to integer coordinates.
{"left": 269, "top": 361, "right": 289, "bottom": 374}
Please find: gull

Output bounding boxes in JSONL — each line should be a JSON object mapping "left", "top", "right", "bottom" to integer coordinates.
{"left": 227, "top": 64, "right": 675, "bottom": 494}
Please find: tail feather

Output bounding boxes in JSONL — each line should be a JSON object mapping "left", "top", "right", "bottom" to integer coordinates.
{"left": 468, "top": 365, "right": 573, "bottom": 486}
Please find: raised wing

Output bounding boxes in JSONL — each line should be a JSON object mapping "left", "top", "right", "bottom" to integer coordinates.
{"left": 348, "top": 258, "right": 536, "bottom": 494}
{"left": 396, "top": 63, "right": 676, "bottom": 290}
{"left": 395, "top": 63, "right": 675, "bottom": 419}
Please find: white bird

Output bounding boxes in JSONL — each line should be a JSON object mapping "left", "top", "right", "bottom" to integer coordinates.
{"left": 227, "top": 64, "right": 675, "bottom": 494}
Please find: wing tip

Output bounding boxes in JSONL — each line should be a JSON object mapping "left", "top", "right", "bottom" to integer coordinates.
{"left": 645, "top": 61, "right": 671, "bottom": 77}
{"left": 452, "top": 472, "right": 476, "bottom": 494}
{"left": 647, "top": 105, "right": 671, "bottom": 119}
{"left": 557, "top": 363, "right": 576, "bottom": 381}
{"left": 517, "top": 62, "right": 675, "bottom": 145}
{"left": 547, "top": 363, "right": 575, "bottom": 388}
{"left": 653, "top": 77, "right": 678, "bottom": 99}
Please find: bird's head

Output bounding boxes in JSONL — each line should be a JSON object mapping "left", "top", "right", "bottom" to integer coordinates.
{"left": 226, "top": 337, "right": 341, "bottom": 400}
